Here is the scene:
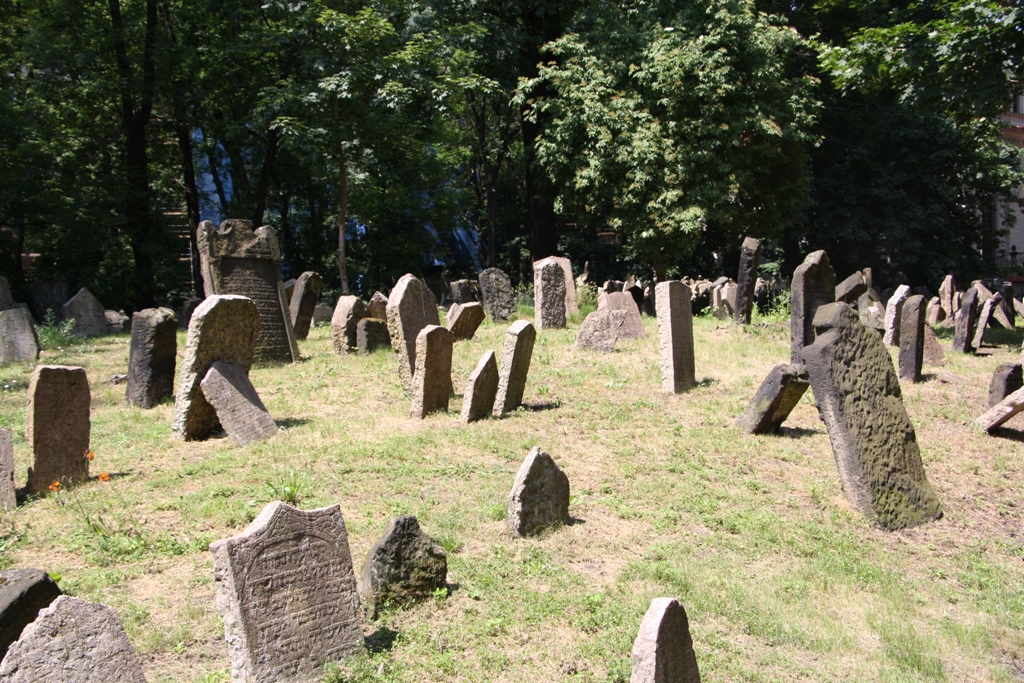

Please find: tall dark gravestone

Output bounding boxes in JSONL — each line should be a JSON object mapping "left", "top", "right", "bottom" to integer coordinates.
{"left": 790, "top": 250, "right": 835, "bottom": 363}
{"left": 126, "top": 308, "right": 178, "bottom": 408}
{"left": 288, "top": 271, "right": 323, "bottom": 341}
{"left": 734, "top": 237, "right": 760, "bottom": 325}
{"left": 898, "top": 295, "right": 926, "bottom": 383}
{"left": 952, "top": 287, "right": 979, "bottom": 354}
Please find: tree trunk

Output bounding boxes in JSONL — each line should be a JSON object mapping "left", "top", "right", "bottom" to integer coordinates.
{"left": 205, "top": 141, "right": 230, "bottom": 216}
{"left": 252, "top": 128, "right": 278, "bottom": 227}
{"left": 486, "top": 165, "right": 498, "bottom": 268}
{"left": 336, "top": 146, "right": 350, "bottom": 294}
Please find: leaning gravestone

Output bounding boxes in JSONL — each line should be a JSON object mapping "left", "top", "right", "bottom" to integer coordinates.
{"left": 493, "top": 320, "right": 536, "bottom": 417}
{"left": 972, "top": 292, "right": 1001, "bottom": 349}
{"left": 630, "top": 597, "right": 701, "bottom": 683}
{"left": 209, "top": 502, "right": 362, "bottom": 683}
{"left": 535, "top": 256, "right": 578, "bottom": 316}
{"left": 171, "top": 296, "right": 259, "bottom": 441}
{"left": 952, "top": 287, "right": 980, "bottom": 353}
{"left": 387, "top": 274, "right": 440, "bottom": 391}
{"left": 576, "top": 310, "right": 626, "bottom": 352}
{"left": 0, "top": 567, "right": 62, "bottom": 661}
{"left": 0, "top": 308, "right": 39, "bottom": 365}
{"left": 790, "top": 250, "right": 836, "bottom": 363}
{"left": 655, "top": 281, "right": 695, "bottom": 393}
{"left": 735, "top": 364, "right": 809, "bottom": 434}
{"left": 331, "top": 296, "right": 369, "bottom": 354}
{"left": 734, "top": 237, "right": 760, "bottom": 325}
{"left": 409, "top": 325, "right": 454, "bottom": 419}
{"left": 477, "top": 268, "right": 515, "bottom": 321}
{"left": 25, "top": 366, "right": 90, "bottom": 495}
{"left": 60, "top": 288, "right": 106, "bottom": 337}
{"left": 988, "top": 364, "right": 1023, "bottom": 408}
{"left": 835, "top": 272, "right": 867, "bottom": 305}
{"left": 0, "top": 430, "right": 13, "bottom": 511}
{"left": 126, "top": 308, "right": 177, "bottom": 408}
{"left": 508, "top": 447, "right": 570, "bottom": 536}
{"left": 201, "top": 362, "right": 278, "bottom": 447}
{"left": 801, "top": 303, "right": 942, "bottom": 530}
{"left": 898, "top": 294, "right": 926, "bottom": 383}
{"left": 534, "top": 260, "right": 567, "bottom": 330}
{"left": 197, "top": 219, "right": 298, "bottom": 363}
{"left": 599, "top": 291, "right": 646, "bottom": 339}
{"left": 883, "top": 284, "right": 911, "bottom": 347}
{"left": 357, "top": 318, "right": 390, "bottom": 354}
{"left": 357, "top": 515, "right": 447, "bottom": 619}
{"left": 446, "top": 302, "right": 485, "bottom": 340}
{"left": 0, "top": 596, "right": 146, "bottom": 683}
{"left": 368, "top": 291, "right": 389, "bottom": 320}
{"left": 288, "top": 271, "right": 323, "bottom": 341}
{"left": 461, "top": 350, "right": 499, "bottom": 423}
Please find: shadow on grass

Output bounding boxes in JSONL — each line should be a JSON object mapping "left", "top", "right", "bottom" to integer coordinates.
{"left": 777, "top": 426, "right": 820, "bottom": 439}
{"left": 276, "top": 417, "right": 310, "bottom": 429}
{"left": 365, "top": 627, "right": 400, "bottom": 653}
{"left": 521, "top": 402, "right": 559, "bottom": 412}
{"left": 982, "top": 326, "right": 1024, "bottom": 349}
{"left": 984, "top": 427, "right": 1024, "bottom": 443}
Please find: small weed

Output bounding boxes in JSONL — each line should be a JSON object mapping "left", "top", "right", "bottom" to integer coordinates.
{"left": 36, "top": 309, "right": 80, "bottom": 349}
{"left": 266, "top": 468, "right": 307, "bottom": 505}
{"left": 322, "top": 651, "right": 403, "bottom": 683}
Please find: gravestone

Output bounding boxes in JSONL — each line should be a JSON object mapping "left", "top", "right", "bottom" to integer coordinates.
{"left": 576, "top": 310, "right": 626, "bottom": 352}
{"left": 446, "top": 302, "right": 485, "bottom": 340}
{"left": 925, "top": 297, "right": 945, "bottom": 326}
{"left": 630, "top": 597, "right": 701, "bottom": 683}
{"left": 368, "top": 291, "right": 388, "bottom": 320}
{"left": 599, "top": 291, "right": 646, "bottom": 339}
{"left": 641, "top": 282, "right": 657, "bottom": 317}
{"left": 171, "top": 296, "right": 259, "bottom": 441}
{"left": 0, "top": 596, "right": 146, "bottom": 683}
{"left": 898, "top": 295, "right": 926, "bottom": 383}
{"left": 835, "top": 272, "right": 867, "bottom": 305}
{"left": 534, "top": 260, "right": 567, "bottom": 330}
{"left": 493, "top": 320, "right": 536, "bottom": 417}
{"left": 734, "top": 237, "right": 760, "bottom": 325}
{"left": 0, "top": 276, "right": 12, "bottom": 311}
{"left": 461, "top": 350, "right": 499, "bottom": 423}
{"left": 288, "top": 271, "right": 323, "bottom": 340}
{"left": 25, "top": 366, "right": 90, "bottom": 495}
{"left": 0, "top": 308, "right": 40, "bottom": 365}
{"left": 535, "top": 256, "right": 578, "bottom": 315}
{"left": 126, "top": 308, "right": 177, "bottom": 408}
{"left": 972, "top": 292, "right": 1001, "bottom": 349}
{"left": 104, "top": 310, "right": 130, "bottom": 333}
{"left": 449, "top": 279, "right": 478, "bottom": 304}
{"left": 209, "top": 502, "right": 362, "bottom": 683}
{"left": 801, "top": 303, "right": 942, "bottom": 530}
{"left": 879, "top": 287, "right": 895, "bottom": 307}
{"left": 951, "top": 287, "right": 979, "bottom": 353}
{"left": 25, "top": 279, "right": 68, "bottom": 324}
{"left": 976, "top": 385, "right": 1024, "bottom": 431}
{"left": 939, "top": 275, "right": 956, "bottom": 319}
{"left": 790, "top": 250, "right": 835, "bottom": 362}
{"left": 282, "top": 278, "right": 297, "bottom": 302}
{"left": 655, "top": 281, "right": 695, "bottom": 393}
{"left": 60, "top": 288, "right": 106, "bottom": 337}
{"left": 331, "top": 296, "right": 369, "bottom": 354}
{"left": 0, "top": 430, "right": 12, "bottom": 511}
{"left": 626, "top": 284, "right": 644, "bottom": 309}
{"left": 1001, "top": 282, "right": 1016, "bottom": 328}
{"left": 507, "top": 447, "right": 570, "bottom": 536}
{"left": 883, "top": 284, "right": 911, "bottom": 346}
{"left": 0, "top": 568, "right": 62, "bottom": 661}
{"left": 988, "top": 364, "right": 1023, "bottom": 408}
{"left": 311, "top": 303, "right": 333, "bottom": 326}
{"left": 178, "top": 297, "right": 202, "bottom": 330}
{"left": 477, "top": 268, "right": 515, "bottom": 321}
{"left": 923, "top": 325, "right": 945, "bottom": 366}
{"left": 856, "top": 268, "right": 874, "bottom": 312}
{"left": 356, "top": 318, "right": 391, "bottom": 354}
{"left": 197, "top": 219, "right": 298, "bottom": 363}
{"left": 387, "top": 274, "right": 440, "bottom": 391}
{"left": 201, "top": 361, "right": 278, "bottom": 447}
{"left": 409, "top": 325, "right": 454, "bottom": 419}
{"left": 734, "top": 364, "right": 809, "bottom": 434}
{"left": 357, "top": 515, "right": 447, "bottom": 618}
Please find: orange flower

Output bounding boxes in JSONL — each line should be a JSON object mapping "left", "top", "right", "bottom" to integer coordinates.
{"left": 98, "top": 472, "right": 110, "bottom": 482}
{"left": 48, "top": 481, "right": 61, "bottom": 492}
{"left": 85, "top": 450, "right": 95, "bottom": 461}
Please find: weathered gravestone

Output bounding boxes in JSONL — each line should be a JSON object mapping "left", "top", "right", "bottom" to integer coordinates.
{"left": 535, "top": 256, "right": 578, "bottom": 316}
{"left": 508, "top": 447, "right": 570, "bottom": 536}
{"left": 104, "top": 310, "right": 130, "bottom": 333}
{"left": 201, "top": 362, "right": 278, "bottom": 447}
{"left": 835, "top": 272, "right": 867, "bottom": 305}
{"left": 655, "top": 281, "right": 695, "bottom": 394}
{"left": 288, "top": 271, "right": 323, "bottom": 341}
{"left": 171, "top": 296, "right": 259, "bottom": 441}
{"left": 630, "top": 597, "right": 701, "bottom": 683}
{"left": 24, "top": 279, "right": 68, "bottom": 324}
{"left": 209, "top": 502, "right": 362, "bottom": 683}
{"left": 126, "top": 308, "right": 177, "bottom": 408}
{"left": 599, "top": 291, "right": 646, "bottom": 339}
{"left": 925, "top": 297, "right": 945, "bottom": 326}
{"left": 493, "top": 320, "right": 536, "bottom": 417}
{"left": 331, "top": 296, "right": 369, "bottom": 354}
{"left": 60, "top": 288, "right": 106, "bottom": 337}
{"left": 387, "top": 274, "right": 440, "bottom": 391}
{"left": 197, "top": 219, "right": 298, "bottom": 363}
{"left": 939, "top": 275, "right": 956, "bottom": 319}
{"left": 449, "top": 279, "right": 478, "bottom": 304}
{"left": 801, "top": 303, "right": 943, "bottom": 530}
{"left": 25, "top": 366, "right": 90, "bottom": 495}
{"left": 952, "top": 287, "right": 980, "bottom": 353}
{"left": 477, "top": 268, "right": 515, "bottom": 321}
{"left": 409, "top": 325, "right": 454, "bottom": 419}
{"left": 734, "top": 364, "right": 809, "bottom": 434}
{"left": 178, "top": 297, "right": 202, "bottom": 330}
{"left": 898, "top": 294, "right": 926, "bottom": 383}
{"left": 446, "top": 302, "right": 485, "bottom": 340}
{"left": 357, "top": 515, "right": 447, "bottom": 618}
{"left": 357, "top": 318, "right": 390, "bottom": 354}
{"left": 972, "top": 292, "right": 1001, "bottom": 349}
{"left": 0, "top": 430, "right": 13, "bottom": 511}
{"left": 0, "top": 308, "right": 39, "bottom": 365}
{"left": 883, "top": 284, "right": 911, "bottom": 347}
{"left": 0, "top": 596, "right": 146, "bottom": 683}
{"left": 282, "top": 278, "right": 297, "bottom": 302}
{"left": 0, "top": 568, "right": 62, "bottom": 661}
{"left": 367, "top": 291, "right": 388, "bottom": 320}
{"left": 923, "top": 325, "right": 946, "bottom": 366}
{"left": 989, "top": 364, "right": 1023, "bottom": 408}
{"left": 1001, "top": 282, "right": 1016, "bottom": 327}
{"left": 734, "top": 237, "right": 760, "bottom": 325}
{"left": 461, "top": 350, "right": 498, "bottom": 423}
{"left": 790, "top": 250, "right": 836, "bottom": 363}
{"left": 576, "top": 310, "right": 626, "bottom": 352}
{"left": 312, "top": 303, "right": 333, "bottom": 326}
{"left": 534, "top": 260, "right": 567, "bottom": 330}
{"left": 976, "top": 384, "right": 1024, "bottom": 431}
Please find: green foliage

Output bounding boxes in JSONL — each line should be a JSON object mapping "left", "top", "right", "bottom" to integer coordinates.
{"left": 36, "top": 310, "right": 80, "bottom": 349}
{"left": 266, "top": 468, "right": 307, "bottom": 506}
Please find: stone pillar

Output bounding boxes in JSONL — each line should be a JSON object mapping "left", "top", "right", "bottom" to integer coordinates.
{"left": 790, "top": 250, "right": 835, "bottom": 363}
{"left": 655, "top": 281, "right": 695, "bottom": 394}
{"left": 493, "top": 320, "right": 536, "bottom": 417}
{"left": 733, "top": 237, "right": 760, "bottom": 325}
{"left": 409, "top": 325, "right": 454, "bottom": 419}
{"left": 898, "top": 294, "right": 926, "bottom": 383}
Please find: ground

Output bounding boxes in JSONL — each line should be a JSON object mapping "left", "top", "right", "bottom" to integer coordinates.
{"left": 1, "top": 305, "right": 1022, "bottom": 683}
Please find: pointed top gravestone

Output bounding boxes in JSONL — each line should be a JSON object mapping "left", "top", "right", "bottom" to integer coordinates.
{"left": 630, "top": 597, "right": 701, "bottom": 683}
{"left": 790, "top": 251, "right": 835, "bottom": 363}
{"left": 576, "top": 310, "right": 626, "bottom": 352}
{"left": 599, "top": 291, "right": 646, "bottom": 339}
{"left": 734, "top": 237, "right": 760, "bottom": 325}
{"left": 368, "top": 291, "right": 389, "bottom": 320}
{"left": 507, "top": 447, "right": 570, "bottom": 536}
{"left": 357, "top": 515, "right": 447, "bottom": 619}
{"left": 288, "top": 271, "right": 323, "bottom": 340}
{"left": 387, "top": 274, "right": 440, "bottom": 391}
{"left": 60, "top": 288, "right": 106, "bottom": 337}
{"left": 939, "top": 275, "right": 956, "bottom": 319}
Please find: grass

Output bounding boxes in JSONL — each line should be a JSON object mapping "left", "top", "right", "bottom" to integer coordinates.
{"left": 1, "top": 309, "right": 1023, "bottom": 682}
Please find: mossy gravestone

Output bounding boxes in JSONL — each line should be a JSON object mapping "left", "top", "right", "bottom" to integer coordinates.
{"left": 508, "top": 447, "right": 570, "bottom": 536}
{"left": 734, "top": 364, "right": 809, "bottom": 434}
{"left": 357, "top": 515, "right": 447, "bottom": 618}
{"left": 801, "top": 303, "right": 942, "bottom": 530}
